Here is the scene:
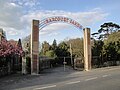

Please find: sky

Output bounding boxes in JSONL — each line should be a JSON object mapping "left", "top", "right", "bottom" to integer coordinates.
{"left": 0, "top": 0, "right": 120, "bottom": 44}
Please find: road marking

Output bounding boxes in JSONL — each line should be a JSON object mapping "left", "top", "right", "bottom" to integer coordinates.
{"left": 102, "top": 75, "right": 108, "bottom": 77}
{"left": 66, "top": 81, "right": 81, "bottom": 85}
{"left": 102, "top": 67, "right": 120, "bottom": 72}
{"left": 34, "top": 85, "right": 56, "bottom": 90}
{"left": 85, "top": 77, "right": 98, "bottom": 81}
{"left": 102, "top": 74, "right": 111, "bottom": 77}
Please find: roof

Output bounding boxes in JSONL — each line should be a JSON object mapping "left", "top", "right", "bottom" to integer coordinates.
{"left": 8, "top": 39, "right": 18, "bottom": 46}
{"left": 8, "top": 39, "right": 22, "bottom": 49}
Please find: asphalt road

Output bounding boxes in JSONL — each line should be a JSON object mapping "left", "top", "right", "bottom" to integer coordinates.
{"left": 1, "top": 66, "right": 120, "bottom": 90}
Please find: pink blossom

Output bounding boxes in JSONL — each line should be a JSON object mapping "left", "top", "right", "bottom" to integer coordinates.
{"left": 0, "top": 39, "right": 24, "bottom": 57}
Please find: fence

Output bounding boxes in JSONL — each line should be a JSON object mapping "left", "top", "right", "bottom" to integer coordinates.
{"left": 0, "top": 56, "right": 22, "bottom": 77}
{"left": 0, "top": 66, "right": 8, "bottom": 77}
{"left": 92, "top": 56, "right": 120, "bottom": 68}
{"left": 39, "top": 58, "right": 51, "bottom": 70}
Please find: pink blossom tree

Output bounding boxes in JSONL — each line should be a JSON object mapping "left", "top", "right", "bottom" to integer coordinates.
{"left": 0, "top": 39, "right": 24, "bottom": 58}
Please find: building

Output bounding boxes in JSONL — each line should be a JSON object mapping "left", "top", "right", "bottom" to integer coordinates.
{"left": 8, "top": 39, "right": 23, "bottom": 72}
{"left": 0, "top": 28, "right": 6, "bottom": 41}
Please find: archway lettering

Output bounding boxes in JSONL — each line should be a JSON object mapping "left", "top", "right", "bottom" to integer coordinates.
{"left": 30, "top": 16, "right": 91, "bottom": 74}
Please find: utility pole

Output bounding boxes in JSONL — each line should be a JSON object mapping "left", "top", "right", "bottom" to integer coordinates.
{"left": 70, "top": 43, "right": 73, "bottom": 68}
{"left": 64, "top": 57, "right": 66, "bottom": 71}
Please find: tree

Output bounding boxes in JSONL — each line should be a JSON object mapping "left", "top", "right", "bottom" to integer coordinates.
{"left": 0, "top": 38, "right": 24, "bottom": 70}
{"left": 66, "top": 38, "right": 84, "bottom": 58}
{"left": 45, "top": 50, "right": 56, "bottom": 58}
{"left": 92, "top": 40, "right": 104, "bottom": 67}
{"left": 92, "top": 22, "right": 120, "bottom": 40}
{"left": 92, "top": 40, "right": 104, "bottom": 55}
{"left": 51, "top": 39, "right": 57, "bottom": 51}
{"left": 104, "top": 31, "right": 120, "bottom": 44}
{"left": 98, "top": 22, "right": 120, "bottom": 33}
{"left": 103, "top": 32, "right": 120, "bottom": 62}
{"left": 91, "top": 22, "right": 120, "bottom": 67}
{"left": 56, "top": 42, "right": 70, "bottom": 57}
{"left": 0, "top": 39, "right": 23, "bottom": 57}
{"left": 41, "top": 41, "right": 51, "bottom": 55}
{"left": 99, "top": 22, "right": 120, "bottom": 39}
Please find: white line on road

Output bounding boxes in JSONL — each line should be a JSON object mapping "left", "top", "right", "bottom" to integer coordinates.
{"left": 85, "top": 77, "right": 98, "bottom": 81}
{"left": 66, "top": 81, "right": 81, "bottom": 85}
{"left": 102, "top": 75, "right": 108, "bottom": 77}
{"left": 101, "top": 67, "right": 120, "bottom": 72}
{"left": 34, "top": 85, "right": 56, "bottom": 90}
{"left": 102, "top": 74, "right": 111, "bottom": 77}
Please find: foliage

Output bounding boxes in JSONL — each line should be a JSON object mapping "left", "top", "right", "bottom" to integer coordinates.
{"left": 41, "top": 41, "right": 51, "bottom": 55}
{"left": 40, "top": 38, "right": 84, "bottom": 60}
{"left": 92, "top": 22, "right": 120, "bottom": 40}
{"left": 103, "top": 42, "right": 117, "bottom": 61}
{"left": 0, "top": 39, "right": 23, "bottom": 57}
{"left": 91, "top": 22, "right": 120, "bottom": 67}
{"left": 66, "top": 38, "right": 84, "bottom": 58}
{"left": 45, "top": 50, "right": 56, "bottom": 58}
{"left": 98, "top": 22, "right": 120, "bottom": 33}
{"left": 103, "top": 32, "right": 120, "bottom": 61}
{"left": 55, "top": 42, "right": 70, "bottom": 57}
{"left": 51, "top": 39, "right": 57, "bottom": 51}
{"left": 92, "top": 40, "right": 104, "bottom": 56}
{"left": 104, "top": 31, "right": 120, "bottom": 44}
{"left": 92, "top": 29, "right": 120, "bottom": 67}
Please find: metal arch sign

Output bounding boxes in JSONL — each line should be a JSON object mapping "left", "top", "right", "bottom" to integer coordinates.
{"left": 39, "top": 16, "right": 83, "bottom": 30}
{"left": 31, "top": 17, "right": 91, "bottom": 74}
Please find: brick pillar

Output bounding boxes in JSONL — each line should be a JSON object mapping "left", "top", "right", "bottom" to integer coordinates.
{"left": 31, "top": 20, "right": 39, "bottom": 74}
{"left": 83, "top": 28, "right": 91, "bottom": 71}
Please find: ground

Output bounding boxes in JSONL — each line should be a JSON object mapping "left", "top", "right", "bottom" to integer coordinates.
{"left": 0, "top": 66, "right": 120, "bottom": 90}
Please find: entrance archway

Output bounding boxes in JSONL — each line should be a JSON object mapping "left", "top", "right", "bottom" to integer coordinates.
{"left": 31, "top": 16, "right": 91, "bottom": 74}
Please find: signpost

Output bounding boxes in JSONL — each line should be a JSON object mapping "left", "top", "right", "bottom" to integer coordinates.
{"left": 63, "top": 57, "right": 67, "bottom": 71}
{"left": 70, "top": 43, "right": 73, "bottom": 67}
